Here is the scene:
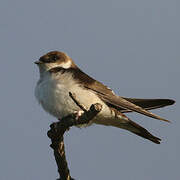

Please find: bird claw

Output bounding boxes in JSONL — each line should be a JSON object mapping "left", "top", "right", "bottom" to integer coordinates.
{"left": 74, "top": 110, "right": 84, "bottom": 120}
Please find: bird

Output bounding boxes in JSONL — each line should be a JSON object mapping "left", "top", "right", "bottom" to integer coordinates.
{"left": 34, "top": 51, "right": 175, "bottom": 144}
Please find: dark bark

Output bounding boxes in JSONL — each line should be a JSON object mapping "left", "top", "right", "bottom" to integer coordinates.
{"left": 47, "top": 92, "right": 102, "bottom": 180}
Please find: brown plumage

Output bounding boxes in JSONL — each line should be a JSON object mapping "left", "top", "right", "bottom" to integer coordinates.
{"left": 36, "top": 51, "right": 175, "bottom": 144}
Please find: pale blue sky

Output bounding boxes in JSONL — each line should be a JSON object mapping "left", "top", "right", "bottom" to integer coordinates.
{"left": 0, "top": 0, "right": 179, "bottom": 180}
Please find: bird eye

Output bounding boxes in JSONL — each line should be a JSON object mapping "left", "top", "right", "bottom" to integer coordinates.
{"left": 51, "top": 55, "right": 59, "bottom": 62}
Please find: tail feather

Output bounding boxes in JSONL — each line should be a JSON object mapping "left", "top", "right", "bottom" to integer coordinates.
{"left": 127, "top": 120, "right": 161, "bottom": 144}
{"left": 102, "top": 110, "right": 162, "bottom": 144}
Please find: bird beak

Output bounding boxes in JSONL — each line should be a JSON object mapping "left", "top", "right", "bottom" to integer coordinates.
{"left": 34, "top": 60, "right": 42, "bottom": 65}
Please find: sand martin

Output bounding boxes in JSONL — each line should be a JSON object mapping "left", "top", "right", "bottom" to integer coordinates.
{"left": 35, "top": 51, "right": 175, "bottom": 144}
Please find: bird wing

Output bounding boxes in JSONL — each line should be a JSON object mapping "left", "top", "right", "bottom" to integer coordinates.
{"left": 49, "top": 67, "right": 174, "bottom": 122}
{"left": 121, "top": 98, "right": 175, "bottom": 113}
{"left": 81, "top": 74, "right": 173, "bottom": 123}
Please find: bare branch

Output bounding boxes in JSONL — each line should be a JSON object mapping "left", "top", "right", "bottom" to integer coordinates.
{"left": 47, "top": 92, "right": 102, "bottom": 180}
{"left": 69, "top": 92, "right": 87, "bottom": 112}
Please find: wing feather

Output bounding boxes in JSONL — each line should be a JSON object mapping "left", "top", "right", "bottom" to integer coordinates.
{"left": 81, "top": 75, "right": 172, "bottom": 123}
{"left": 49, "top": 66, "right": 174, "bottom": 122}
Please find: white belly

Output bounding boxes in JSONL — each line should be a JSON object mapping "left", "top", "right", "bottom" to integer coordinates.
{"left": 35, "top": 73, "right": 111, "bottom": 120}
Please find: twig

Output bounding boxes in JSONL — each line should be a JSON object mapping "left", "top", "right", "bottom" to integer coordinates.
{"left": 47, "top": 92, "right": 102, "bottom": 180}
{"left": 69, "top": 92, "right": 87, "bottom": 112}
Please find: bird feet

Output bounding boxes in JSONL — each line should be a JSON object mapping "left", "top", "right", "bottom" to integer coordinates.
{"left": 74, "top": 110, "right": 84, "bottom": 120}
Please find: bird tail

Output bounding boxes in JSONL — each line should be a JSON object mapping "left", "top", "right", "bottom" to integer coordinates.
{"left": 113, "top": 119, "right": 161, "bottom": 144}
{"left": 123, "top": 119, "right": 161, "bottom": 144}
{"left": 96, "top": 111, "right": 161, "bottom": 144}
